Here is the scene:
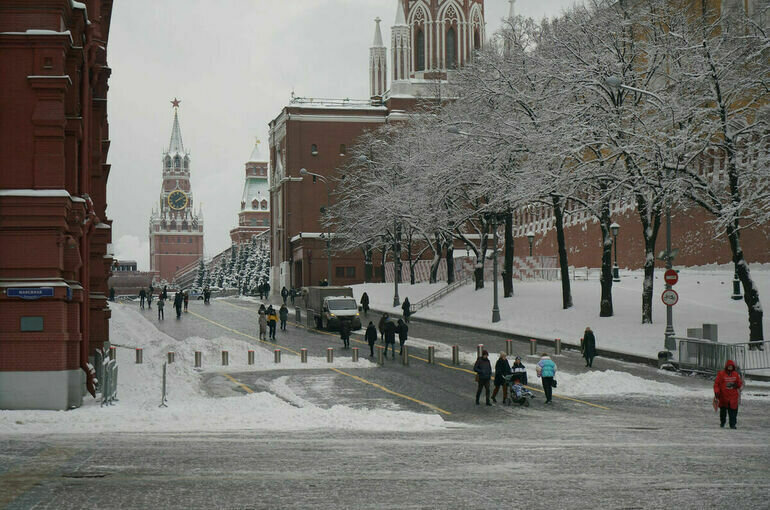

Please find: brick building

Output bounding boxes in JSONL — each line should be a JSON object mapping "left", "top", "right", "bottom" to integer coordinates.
{"left": 0, "top": 0, "right": 114, "bottom": 409}
{"left": 230, "top": 141, "right": 270, "bottom": 245}
{"left": 148, "top": 101, "right": 204, "bottom": 283}
{"left": 269, "top": 0, "right": 486, "bottom": 291}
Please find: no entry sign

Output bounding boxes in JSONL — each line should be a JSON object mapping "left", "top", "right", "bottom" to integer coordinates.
{"left": 661, "top": 289, "right": 679, "bottom": 306}
{"left": 664, "top": 269, "right": 679, "bottom": 285}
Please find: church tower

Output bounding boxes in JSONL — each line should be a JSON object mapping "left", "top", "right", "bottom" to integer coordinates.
{"left": 148, "top": 99, "right": 204, "bottom": 283}
{"left": 230, "top": 140, "right": 270, "bottom": 245}
{"left": 370, "top": 17, "right": 388, "bottom": 99}
{"left": 391, "top": 1, "right": 410, "bottom": 83}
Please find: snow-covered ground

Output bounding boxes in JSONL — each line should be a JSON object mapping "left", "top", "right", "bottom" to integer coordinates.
{"left": 0, "top": 304, "right": 446, "bottom": 434}
{"left": 352, "top": 267, "right": 770, "bottom": 360}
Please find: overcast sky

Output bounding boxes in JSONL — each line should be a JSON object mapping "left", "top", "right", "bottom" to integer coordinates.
{"left": 107, "top": 0, "right": 581, "bottom": 270}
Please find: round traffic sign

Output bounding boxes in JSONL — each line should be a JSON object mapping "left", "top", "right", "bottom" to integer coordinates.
{"left": 661, "top": 289, "right": 679, "bottom": 306}
{"left": 664, "top": 269, "right": 679, "bottom": 285}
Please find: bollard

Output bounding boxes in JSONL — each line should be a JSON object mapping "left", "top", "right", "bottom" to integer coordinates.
{"left": 274, "top": 349, "right": 281, "bottom": 363}
{"left": 194, "top": 351, "right": 202, "bottom": 368}
{"left": 505, "top": 339, "right": 513, "bottom": 356}
{"left": 222, "top": 350, "right": 229, "bottom": 366}
{"left": 401, "top": 345, "right": 409, "bottom": 366}
{"left": 428, "top": 346, "right": 435, "bottom": 364}
{"left": 452, "top": 345, "right": 459, "bottom": 365}
{"left": 295, "top": 308, "right": 301, "bottom": 323}
{"left": 135, "top": 348, "right": 143, "bottom": 364}
{"left": 477, "top": 344, "right": 484, "bottom": 358}
{"left": 109, "top": 346, "right": 117, "bottom": 361}
{"left": 352, "top": 347, "right": 359, "bottom": 362}
{"left": 248, "top": 350, "right": 255, "bottom": 365}
{"left": 529, "top": 339, "right": 537, "bottom": 356}
{"left": 377, "top": 345, "right": 385, "bottom": 365}
{"left": 300, "top": 348, "right": 308, "bottom": 363}
{"left": 327, "top": 348, "right": 334, "bottom": 363}
{"left": 159, "top": 362, "right": 168, "bottom": 408}
{"left": 555, "top": 338, "right": 562, "bottom": 355}
{"left": 167, "top": 351, "right": 175, "bottom": 364}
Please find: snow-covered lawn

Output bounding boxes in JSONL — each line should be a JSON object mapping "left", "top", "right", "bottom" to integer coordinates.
{"left": 353, "top": 267, "right": 770, "bottom": 360}
{"left": 0, "top": 304, "right": 446, "bottom": 434}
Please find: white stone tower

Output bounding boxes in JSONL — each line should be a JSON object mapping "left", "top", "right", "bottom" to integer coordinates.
{"left": 370, "top": 17, "right": 387, "bottom": 99}
{"left": 391, "top": 0, "right": 410, "bottom": 83}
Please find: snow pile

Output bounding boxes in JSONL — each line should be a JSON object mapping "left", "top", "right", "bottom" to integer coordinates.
{"left": 552, "top": 370, "right": 709, "bottom": 398}
{"left": 0, "top": 304, "right": 447, "bottom": 434}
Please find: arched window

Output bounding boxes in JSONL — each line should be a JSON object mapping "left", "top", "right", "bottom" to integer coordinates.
{"left": 261, "top": 199, "right": 268, "bottom": 210}
{"left": 183, "top": 157, "right": 189, "bottom": 169}
{"left": 311, "top": 144, "right": 318, "bottom": 156}
{"left": 164, "top": 156, "right": 171, "bottom": 168}
{"left": 416, "top": 29, "right": 425, "bottom": 71}
{"left": 174, "top": 156, "right": 181, "bottom": 169}
{"left": 446, "top": 27, "right": 457, "bottom": 69}
{"left": 252, "top": 199, "right": 258, "bottom": 209}
{"left": 474, "top": 30, "right": 481, "bottom": 50}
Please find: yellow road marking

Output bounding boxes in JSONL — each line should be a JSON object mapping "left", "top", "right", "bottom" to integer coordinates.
{"left": 211, "top": 300, "right": 610, "bottom": 411}
{"left": 329, "top": 368, "right": 451, "bottom": 415}
{"left": 0, "top": 447, "right": 76, "bottom": 507}
{"left": 222, "top": 373, "right": 255, "bottom": 394}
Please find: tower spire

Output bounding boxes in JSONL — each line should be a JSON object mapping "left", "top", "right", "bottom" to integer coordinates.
{"left": 168, "top": 98, "right": 185, "bottom": 155}
{"left": 370, "top": 17, "right": 387, "bottom": 99}
{"left": 391, "top": 0, "right": 410, "bottom": 83}
{"left": 508, "top": 0, "right": 516, "bottom": 18}
{"left": 394, "top": 0, "right": 406, "bottom": 26}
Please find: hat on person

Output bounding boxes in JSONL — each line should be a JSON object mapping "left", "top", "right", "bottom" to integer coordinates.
{"left": 515, "top": 356, "right": 521, "bottom": 361}
{"left": 482, "top": 350, "right": 489, "bottom": 356}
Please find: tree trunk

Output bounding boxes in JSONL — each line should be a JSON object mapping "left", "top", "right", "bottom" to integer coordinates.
{"left": 407, "top": 238, "right": 415, "bottom": 284}
{"left": 727, "top": 224, "right": 764, "bottom": 342}
{"left": 380, "top": 245, "right": 387, "bottom": 283}
{"left": 503, "top": 210, "right": 513, "bottom": 297}
{"left": 475, "top": 232, "right": 488, "bottom": 290}
{"left": 637, "top": 195, "right": 661, "bottom": 324}
{"left": 552, "top": 196, "right": 572, "bottom": 309}
{"left": 446, "top": 237, "right": 455, "bottom": 284}
{"left": 599, "top": 203, "right": 614, "bottom": 317}
{"left": 363, "top": 244, "right": 373, "bottom": 283}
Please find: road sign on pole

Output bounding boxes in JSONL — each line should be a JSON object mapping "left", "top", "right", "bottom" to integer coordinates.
{"left": 661, "top": 289, "right": 679, "bottom": 306}
{"left": 664, "top": 269, "right": 679, "bottom": 286}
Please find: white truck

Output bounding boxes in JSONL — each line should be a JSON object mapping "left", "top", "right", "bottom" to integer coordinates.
{"left": 304, "top": 286, "right": 362, "bottom": 331}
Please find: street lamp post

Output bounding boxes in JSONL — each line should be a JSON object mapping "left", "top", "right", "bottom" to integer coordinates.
{"left": 299, "top": 168, "right": 332, "bottom": 286}
{"left": 491, "top": 214, "right": 501, "bottom": 323}
{"left": 610, "top": 222, "right": 620, "bottom": 282}
{"left": 526, "top": 231, "right": 535, "bottom": 257}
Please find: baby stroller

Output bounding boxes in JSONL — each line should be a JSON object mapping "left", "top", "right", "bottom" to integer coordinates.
{"left": 503, "top": 374, "right": 536, "bottom": 407}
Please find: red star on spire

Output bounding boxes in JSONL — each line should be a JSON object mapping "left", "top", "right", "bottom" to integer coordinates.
{"left": 171, "top": 98, "right": 181, "bottom": 108}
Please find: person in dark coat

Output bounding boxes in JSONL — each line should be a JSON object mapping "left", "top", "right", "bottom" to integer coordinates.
{"left": 378, "top": 313, "right": 389, "bottom": 343}
{"left": 491, "top": 352, "right": 512, "bottom": 404}
{"left": 401, "top": 297, "right": 411, "bottom": 323}
{"left": 163, "top": 285, "right": 168, "bottom": 300}
{"left": 365, "top": 321, "right": 378, "bottom": 357}
{"left": 511, "top": 356, "right": 528, "bottom": 386}
{"left": 157, "top": 297, "right": 165, "bottom": 320}
{"left": 360, "top": 292, "right": 370, "bottom": 315}
{"left": 714, "top": 359, "right": 743, "bottom": 429}
{"left": 264, "top": 282, "right": 271, "bottom": 296}
{"left": 383, "top": 319, "right": 397, "bottom": 359}
{"left": 289, "top": 287, "right": 296, "bottom": 306}
{"left": 279, "top": 304, "right": 289, "bottom": 330}
{"left": 582, "top": 326, "right": 597, "bottom": 367}
{"left": 183, "top": 291, "right": 189, "bottom": 312}
{"left": 473, "top": 350, "right": 493, "bottom": 406}
{"left": 173, "top": 292, "right": 183, "bottom": 319}
{"left": 340, "top": 320, "right": 351, "bottom": 349}
{"left": 397, "top": 318, "right": 408, "bottom": 355}
{"left": 109, "top": 287, "right": 115, "bottom": 302}
{"left": 139, "top": 288, "right": 147, "bottom": 309}
{"left": 203, "top": 287, "right": 211, "bottom": 304}
{"left": 267, "top": 306, "right": 278, "bottom": 340}
{"left": 281, "top": 286, "right": 289, "bottom": 304}
{"left": 321, "top": 278, "right": 328, "bottom": 287}
{"left": 147, "top": 289, "right": 153, "bottom": 309}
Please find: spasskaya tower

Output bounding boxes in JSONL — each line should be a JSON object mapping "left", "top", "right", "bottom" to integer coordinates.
{"left": 148, "top": 99, "right": 204, "bottom": 283}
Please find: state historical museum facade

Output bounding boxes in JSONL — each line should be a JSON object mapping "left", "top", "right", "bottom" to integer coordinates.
{"left": 0, "top": 0, "right": 115, "bottom": 409}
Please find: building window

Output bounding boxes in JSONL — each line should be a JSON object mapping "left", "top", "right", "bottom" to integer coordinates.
{"left": 446, "top": 27, "right": 457, "bottom": 69}
{"left": 346, "top": 267, "right": 355, "bottom": 278}
{"left": 311, "top": 144, "right": 319, "bottom": 156}
{"left": 335, "top": 266, "right": 356, "bottom": 278}
{"left": 335, "top": 267, "right": 345, "bottom": 278}
{"left": 474, "top": 30, "right": 481, "bottom": 50}
{"left": 339, "top": 144, "right": 346, "bottom": 156}
{"left": 416, "top": 29, "right": 425, "bottom": 71}
{"left": 261, "top": 199, "right": 268, "bottom": 210}
{"left": 174, "top": 156, "right": 181, "bottom": 169}
{"left": 262, "top": 218, "right": 269, "bottom": 226}
{"left": 251, "top": 219, "right": 257, "bottom": 226}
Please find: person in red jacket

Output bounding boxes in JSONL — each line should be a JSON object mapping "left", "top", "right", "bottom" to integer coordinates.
{"left": 714, "top": 359, "right": 743, "bottom": 429}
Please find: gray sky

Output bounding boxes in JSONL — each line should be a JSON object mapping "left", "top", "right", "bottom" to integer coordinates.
{"left": 107, "top": 0, "right": 581, "bottom": 269}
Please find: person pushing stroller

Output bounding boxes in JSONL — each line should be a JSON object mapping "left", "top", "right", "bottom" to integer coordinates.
{"left": 506, "top": 376, "right": 535, "bottom": 407}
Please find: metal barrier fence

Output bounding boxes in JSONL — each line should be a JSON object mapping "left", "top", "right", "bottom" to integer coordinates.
{"left": 100, "top": 349, "right": 118, "bottom": 407}
{"left": 736, "top": 341, "right": 770, "bottom": 372}
{"left": 677, "top": 338, "right": 745, "bottom": 374}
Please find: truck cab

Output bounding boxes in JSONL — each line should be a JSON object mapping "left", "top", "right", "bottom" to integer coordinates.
{"left": 304, "top": 286, "right": 362, "bottom": 331}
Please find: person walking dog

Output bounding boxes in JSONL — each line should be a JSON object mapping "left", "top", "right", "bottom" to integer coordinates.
{"left": 536, "top": 353, "right": 557, "bottom": 404}
{"left": 582, "top": 326, "right": 597, "bottom": 367}
{"left": 473, "top": 350, "right": 493, "bottom": 406}
{"left": 714, "top": 359, "right": 743, "bottom": 429}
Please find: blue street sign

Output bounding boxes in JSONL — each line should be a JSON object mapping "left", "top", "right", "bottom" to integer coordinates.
{"left": 7, "top": 287, "right": 55, "bottom": 300}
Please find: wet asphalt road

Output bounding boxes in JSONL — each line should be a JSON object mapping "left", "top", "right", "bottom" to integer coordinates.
{"left": 1, "top": 298, "right": 769, "bottom": 509}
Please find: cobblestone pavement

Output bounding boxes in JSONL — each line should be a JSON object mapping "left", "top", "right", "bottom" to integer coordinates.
{"left": 2, "top": 298, "right": 768, "bottom": 509}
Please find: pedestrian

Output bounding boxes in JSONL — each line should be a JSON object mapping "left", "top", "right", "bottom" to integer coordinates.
{"left": 321, "top": 278, "right": 328, "bottom": 287}
{"left": 511, "top": 356, "right": 528, "bottom": 386}
{"left": 281, "top": 286, "right": 289, "bottom": 305}
{"left": 279, "top": 304, "right": 289, "bottom": 330}
{"left": 109, "top": 287, "right": 115, "bottom": 302}
{"left": 258, "top": 310, "right": 267, "bottom": 341}
{"left": 289, "top": 287, "right": 296, "bottom": 306}
{"left": 149, "top": 283, "right": 154, "bottom": 297}
{"left": 264, "top": 281, "right": 271, "bottom": 296}
{"left": 397, "top": 318, "right": 408, "bottom": 355}
{"left": 163, "top": 285, "right": 168, "bottom": 300}
{"left": 139, "top": 288, "right": 146, "bottom": 309}
{"left": 183, "top": 291, "right": 189, "bottom": 312}
{"left": 491, "top": 352, "right": 512, "bottom": 404}
{"left": 714, "top": 359, "right": 743, "bottom": 429}
{"left": 401, "top": 297, "right": 411, "bottom": 323}
{"left": 365, "top": 321, "right": 377, "bottom": 357}
{"left": 378, "top": 313, "right": 389, "bottom": 343}
{"left": 258, "top": 283, "right": 264, "bottom": 300}
{"left": 582, "top": 326, "right": 597, "bottom": 367}
{"left": 267, "top": 306, "right": 278, "bottom": 340}
{"left": 203, "top": 286, "right": 210, "bottom": 304}
{"left": 360, "top": 292, "right": 370, "bottom": 315}
{"left": 473, "top": 350, "right": 492, "bottom": 406}
{"left": 157, "top": 297, "right": 165, "bottom": 321}
{"left": 384, "top": 319, "right": 397, "bottom": 359}
{"left": 147, "top": 289, "right": 153, "bottom": 309}
{"left": 536, "top": 353, "right": 557, "bottom": 404}
{"left": 173, "top": 292, "right": 183, "bottom": 319}
{"left": 340, "top": 320, "right": 351, "bottom": 349}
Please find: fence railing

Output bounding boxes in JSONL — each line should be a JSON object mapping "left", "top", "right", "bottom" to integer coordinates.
{"left": 412, "top": 275, "right": 473, "bottom": 312}
{"left": 736, "top": 342, "right": 770, "bottom": 372}
{"left": 677, "top": 338, "right": 746, "bottom": 375}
